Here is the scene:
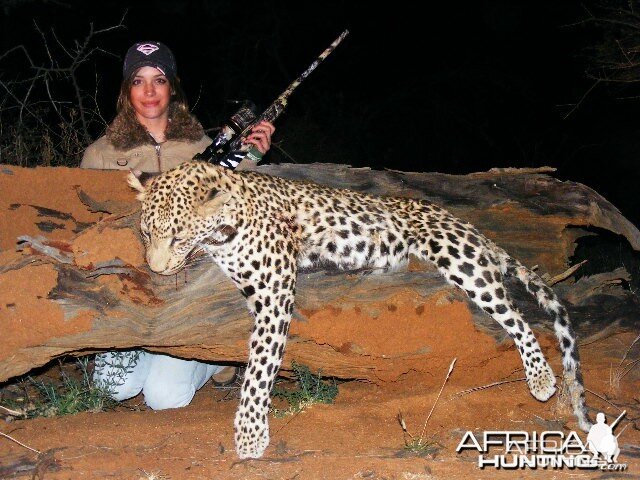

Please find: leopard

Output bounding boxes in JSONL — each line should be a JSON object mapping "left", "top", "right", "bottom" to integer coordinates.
{"left": 127, "top": 160, "right": 592, "bottom": 459}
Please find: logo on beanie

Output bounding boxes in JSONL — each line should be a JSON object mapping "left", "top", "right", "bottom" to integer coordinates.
{"left": 136, "top": 44, "right": 159, "bottom": 56}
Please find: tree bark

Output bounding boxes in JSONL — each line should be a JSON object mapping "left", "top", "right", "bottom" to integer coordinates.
{"left": 1, "top": 164, "right": 638, "bottom": 384}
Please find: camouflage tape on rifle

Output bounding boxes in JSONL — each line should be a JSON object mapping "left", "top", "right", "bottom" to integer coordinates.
{"left": 229, "top": 30, "right": 349, "bottom": 152}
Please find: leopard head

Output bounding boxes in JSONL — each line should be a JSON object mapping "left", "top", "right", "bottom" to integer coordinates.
{"left": 127, "top": 162, "right": 238, "bottom": 275}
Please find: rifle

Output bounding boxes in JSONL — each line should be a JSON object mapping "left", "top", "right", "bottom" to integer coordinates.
{"left": 194, "top": 30, "right": 349, "bottom": 164}
{"left": 610, "top": 410, "right": 626, "bottom": 431}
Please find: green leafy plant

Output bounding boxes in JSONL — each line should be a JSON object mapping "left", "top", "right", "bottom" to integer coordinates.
{"left": 4, "top": 356, "right": 117, "bottom": 418}
{"left": 271, "top": 361, "right": 338, "bottom": 417}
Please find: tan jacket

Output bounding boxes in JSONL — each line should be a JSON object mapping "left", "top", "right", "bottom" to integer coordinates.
{"left": 80, "top": 104, "right": 212, "bottom": 173}
{"left": 81, "top": 135, "right": 212, "bottom": 172}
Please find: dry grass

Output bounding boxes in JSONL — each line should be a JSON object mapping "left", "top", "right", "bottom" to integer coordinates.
{"left": 0, "top": 431, "right": 41, "bottom": 454}
{"left": 454, "top": 376, "right": 526, "bottom": 397}
{"left": 138, "top": 470, "right": 170, "bottom": 480}
{"left": 609, "top": 333, "right": 640, "bottom": 394}
{"left": 397, "top": 358, "right": 456, "bottom": 455}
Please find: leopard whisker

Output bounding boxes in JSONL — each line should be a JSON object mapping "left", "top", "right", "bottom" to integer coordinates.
{"left": 184, "top": 245, "right": 209, "bottom": 267}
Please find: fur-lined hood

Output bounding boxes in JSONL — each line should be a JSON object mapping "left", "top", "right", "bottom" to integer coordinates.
{"left": 105, "top": 103, "right": 205, "bottom": 151}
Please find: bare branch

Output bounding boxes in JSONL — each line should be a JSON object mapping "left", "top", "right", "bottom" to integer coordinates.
{"left": 562, "top": 79, "right": 602, "bottom": 119}
{"left": 0, "top": 15, "right": 126, "bottom": 165}
{"left": 565, "top": 1, "right": 640, "bottom": 107}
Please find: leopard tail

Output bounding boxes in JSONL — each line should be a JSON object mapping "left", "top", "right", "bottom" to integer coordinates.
{"left": 501, "top": 253, "right": 592, "bottom": 432}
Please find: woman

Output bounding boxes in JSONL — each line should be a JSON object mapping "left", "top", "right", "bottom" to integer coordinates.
{"left": 82, "top": 40, "right": 275, "bottom": 409}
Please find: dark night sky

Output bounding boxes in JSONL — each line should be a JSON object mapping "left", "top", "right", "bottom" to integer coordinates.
{"left": 2, "top": 0, "right": 640, "bottom": 227}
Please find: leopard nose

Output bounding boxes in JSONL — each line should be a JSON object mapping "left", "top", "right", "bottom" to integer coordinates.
{"left": 146, "top": 239, "right": 174, "bottom": 274}
{"left": 146, "top": 253, "right": 166, "bottom": 273}
{"left": 146, "top": 248, "right": 172, "bottom": 274}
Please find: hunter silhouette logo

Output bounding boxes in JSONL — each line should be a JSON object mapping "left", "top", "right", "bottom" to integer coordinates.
{"left": 456, "top": 411, "right": 628, "bottom": 471}
{"left": 136, "top": 44, "right": 159, "bottom": 56}
{"left": 586, "top": 411, "right": 625, "bottom": 464}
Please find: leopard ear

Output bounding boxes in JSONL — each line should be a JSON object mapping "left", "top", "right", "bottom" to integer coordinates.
{"left": 127, "top": 170, "right": 147, "bottom": 201}
{"left": 197, "top": 188, "right": 233, "bottom": 218}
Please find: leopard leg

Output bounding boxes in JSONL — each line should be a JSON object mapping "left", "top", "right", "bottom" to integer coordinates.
{"left": 411, "top": 228, "right": 556, "bottom": 402}
{"left": 450, "top": 262, "right": 557, "bottom": 401}
{"left": 220, "top": 237, "right": 298, "bottom": 459}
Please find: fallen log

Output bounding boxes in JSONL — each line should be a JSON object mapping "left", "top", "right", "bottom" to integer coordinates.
{"left": 0, "top": 163, "right": 638, "bottom": 384}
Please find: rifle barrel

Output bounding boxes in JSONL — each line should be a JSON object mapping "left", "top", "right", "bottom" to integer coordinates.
{"left": 610, "top": 410, "right": 627, "bottom": 430}
{"left": 233, "top": 30, "right": 349, "bottom": 145}
{"left": 281, "top": 30, "right": 349, "bottom": 97}
{"left": 280, "top": 29, "right": 349, "bottom": 103}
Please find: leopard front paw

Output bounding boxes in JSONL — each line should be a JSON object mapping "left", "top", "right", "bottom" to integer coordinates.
{"left": 234, "top": 406, "right": 270, "bottom": 459}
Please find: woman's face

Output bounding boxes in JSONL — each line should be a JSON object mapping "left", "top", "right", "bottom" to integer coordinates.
{"left": 129, "top": 66, "right": 171, "bottom": 123}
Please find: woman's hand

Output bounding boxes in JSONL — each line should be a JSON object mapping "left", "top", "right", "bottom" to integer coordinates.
{"left": 243, "top": 121, "right": 275, "bottom": 154}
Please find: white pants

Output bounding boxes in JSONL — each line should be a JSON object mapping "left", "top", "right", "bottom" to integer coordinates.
{"left": 93, "top": 351, "right": 224, "bottom": 410}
